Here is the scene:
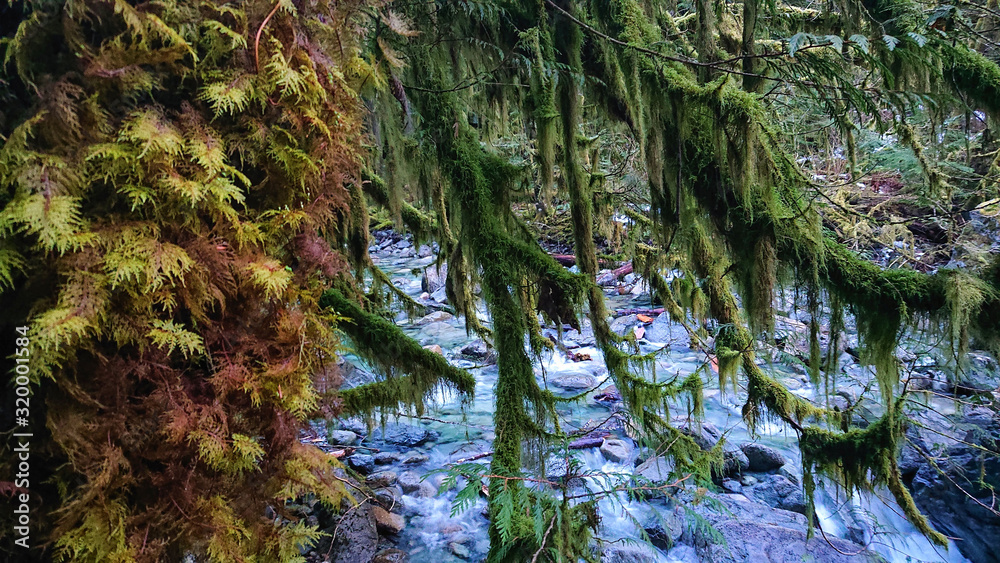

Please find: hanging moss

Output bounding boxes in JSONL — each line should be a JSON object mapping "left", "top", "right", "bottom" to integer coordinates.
{"left": 799, "top": 409, "right": 948, "bottom": 546}
{"left": 320, "top": 288, "right": 475, "bottom": 416}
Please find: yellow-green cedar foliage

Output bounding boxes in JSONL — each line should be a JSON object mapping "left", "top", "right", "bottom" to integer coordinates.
{"left": 0, "top": 1, "right": 372, "bottom": 561}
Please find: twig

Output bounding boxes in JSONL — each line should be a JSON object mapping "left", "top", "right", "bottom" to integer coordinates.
{"left": 254, "top": 2, "right": 283, "bottom": 73}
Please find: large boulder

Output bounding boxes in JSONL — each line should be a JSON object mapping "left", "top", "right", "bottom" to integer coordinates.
{"left": 322, "top": 500, "right": 379, "bottom": 563}
{"left": 422, "top": 263, "right": 448, "bottom": 293}
{"left": 368, "top": 423, "right": 439, "bottom": 447}
{"left": 907, "top": 407, "right": 1000, "bottom": 563}
{"left": 741, "top": 443, "right": 786, "bottom": 472}
{"left": 743, "top": 474, "right": 807, "bottom": 515}
{"left": 685, "top": 492, "right": 885, "bottom": 563}
{"left": 644, "top": 313, "right": 689, "bottom": 348}
{"left": 346, "top": 453, "right": 375, "bottom": 474}
{"left": 600, "top": 438, "right": 634, "bottom": 463}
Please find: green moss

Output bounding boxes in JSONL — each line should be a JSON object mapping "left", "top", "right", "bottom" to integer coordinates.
{"left": 799, "top": 409, "right": 947, "bottom": 546}
{"left": 320, "top": 288, "right": 475, "bottom": 416}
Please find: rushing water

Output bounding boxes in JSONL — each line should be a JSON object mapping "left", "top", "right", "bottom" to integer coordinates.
{"left": 338, "top": 249, "right": 973, "bottom": 563}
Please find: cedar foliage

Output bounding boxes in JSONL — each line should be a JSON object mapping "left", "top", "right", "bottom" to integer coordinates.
{"left": 4, "top": 0, "right": 1000, "bottom": 561}
{"left": 0, "top": 1, "right": 393, "bottom": 561}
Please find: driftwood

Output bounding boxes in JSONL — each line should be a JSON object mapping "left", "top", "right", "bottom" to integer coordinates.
{"left": 550, "top": 253, "right": 617, "bottom": 268}
{"left": 612, "top": 307, "right": 664, "bottom": 317}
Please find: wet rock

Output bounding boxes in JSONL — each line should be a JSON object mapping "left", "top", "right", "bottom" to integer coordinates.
{"left": 744, "top": 474, "right": 807, "bottom": 516}
{"left": 739, "top": 475, "right": 757, "bottom": 486}
{"left": 423, "top": 344, "right": 444, "bottom": 355}
{"left": 422, "top": 263, "right": 448, "bottom": 293}
{"left": 720, "top": 447, "right": 750, "bottom": 478}
{"left": 448, "top": 542, "right": 470, "bottom": 559}
{"left": 684, "top": 492, "right": 880, "bottom": 563}
{"left": 545, "top": 458, "right": 585, "bottom": 488}
{"left": 741, "top": 443, "right": 786, "bottom": 472}
{"left": 339, "top": 362, "right": 378, "bottom": 389}
{"left": 326, "top": 500, "right": 378, "bottom": 563}
{"left": 369, "top": 423, "right": 439, "bottom": 447}
{"left": 373, "top": 487, "right": 400, "bottom": 509}
{"left": 430, "top": 286, "right": 448, "bottom": 303}
{"left": 373, "top": 506, "right": 406, "bottom": 535}
{"left": 327, "top": 430, "right": 357, "bottom": 446}
{"left": 908, "top": 407, "right": 1000, "bottom": 563}
{"left": 398, "top": 470, "right": 422, "bottom": 493}
{"left": 372, "top": 548, "right": 409, "bottom": 563}
{"left": 597, "top": 270, "right": 619, "bottom": 286}
{"left": 601, "top": 544, "right": 658, "bottom": 563}
{"left": 679, "top": 422, "right": 721, "bottom": 452}
{"left": 375, "top": 452, "right": 403, "bottom": 465}
{"left": 366, "top": 470, "right": 399, "bottom": 488}
{"left": 417, "top": 244, "right": 434, "bottom": 258}
{"left": 600, "top": 438, "right": 633, "bottom": 463}
{"left": 635, "top": 456, "right": 674, "bottom": 486}
{"left": 610, "top": 314, "right": 639, "bottom": 336}
{"left": 722, "top": 479, "right": 743, "bottom": 494}
{"left": 460, "top": 339, "right": 493, "bottom": 362}
{"left": 347, "top": 454, "right": 375, "bottom": 474}
{"left": 411, "top": 482, "right": 437, "bottom": 498}
{"left": 416, "top": 310, "right": 454, "bottom": 325}
{"left": 642, "top": 507, "right": 684, "bottom": 550}
{"left": 550, "top": 372, "right": 597, "bottom": 390}
{"left": 594, "top": 385, "right": 622, "bottom": 405}
{"left": 644, "top": 314, "right": 689, "bottom": 348}
{"left": 402, "top": 453, "right": 430, "bottom": 465}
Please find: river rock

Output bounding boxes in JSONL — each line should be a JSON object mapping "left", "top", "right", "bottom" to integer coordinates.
{"left": 430, "top": 286, "right": 448, "bottom": 303}
{"left": 741, "top": 443, "right": 786, "bottom": 472}
{"left": 423, "top": 343, "right": 444, "bottom": 355}
{"left": 373, "top": 487, "right": 400, "bottom": 509}
{"left": 366, "top": 470, "right": 398, "bottom": 488}
{"left": 372, "top": 548, "right": 409, "bottom": 563}
{"left": 373, "top": 506, "right": 406, "bottom": 535}
{"left": 679, "top": 422, "right": 721, "bottom": 451}
{"left": 907, "top": 407, "right": 1000, "bottom": 563}
{"left": 460, "top": 339, "right": 494, "bottom": 361}
{"left": 347, "top": 453, "right": 375, "bottom": 474}
{"left": 413, "top": 482, "right": 437, "bottom": 498}
{"left": 416, "top": 310, "right": 454, "bottom": 325}
{"left": 375, "top": 452, "right": 403, "bottom": 465}
{"left": 402, "top": 453, "right": 430, "bottom": 465}
{"left": 326, "top": 500, "right": 378, "bottom": 563}
{"left": 642, "top": 507, "right": 684, "bottom": 550}
{"left": 339, "top": 361, "right": 378, "bottom": 389}
{"left": 601, "top": 544, "right": 658, "bottom": 563}
{"left": 635, "top": 455, "right": 674, "bottom": 486}
{"left": 398, "top": 470, "right": 422, "bottom": 493}
{"left": 449, "top": 541, "right": 471, "bottom": 559}
{"left": 685, "top": 492, "right": 881, "bottom": 563}
{"left": 369, "top": 423, "right": 439, "bottom": 446}
{"left": 722, "top": 479, "right": 743, "bottom": 494}
{"left": 610, "top": 314, "right": 639, "bottom": 336}
{"left": 600, "top": 438, "right": 633, "bottom": 463}
{"left": 644, "top": 313, "right": 689, "bottom": 348}
{"left": 743, "top": 474, "right": 807, "bottom": 514}
{"left": 545, "top": 458, "right": 585, "bottom": 488}
{"left": 550, "top": 372, "right": 597, "bottom": 390}
{"left": 327, "top": 430, "right": 357, "bottom": 445}
{"left": 722, "top": 447, "right": 750, "bottom": 477}
{"left": 422, "top": 263, "right": 447, "bottom": 293}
